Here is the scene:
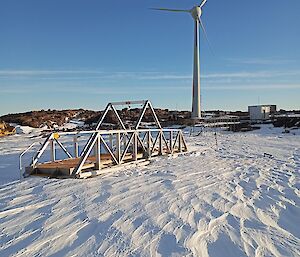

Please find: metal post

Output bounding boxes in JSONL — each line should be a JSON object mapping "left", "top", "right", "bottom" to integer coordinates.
{"left": 159, "top": 131, "right": 163, "bottom": 155}
{"left": 109, "top": 134, "right": 113, "bottom": 149}
{"left": 133, "top": 132, "right": 138, "bottom": 161}
{"left": 93, "top": 144, "right": 97, "bottom": 157}
{"left": 74, "top": 136, "right": 79, "bottom": 158}
{"left": 147, "top": 131, "right": 151, "bottom": 159}
{"left": 95, "top": 134, "right": 101, "bottom": 170}
{"left": 179, "top": 132, "right": 182, "bottom": 152}
{"left": 169, "top": 131, "right": 173, "bottom": 154}
{"left": 116, "top": 132, "right": 121, "bottom": 164}
{"left": 123, "top": 134, "right": 127, "bottom": 152}
{"left": 50, "top": 139, "right": 56, "bottom": 162}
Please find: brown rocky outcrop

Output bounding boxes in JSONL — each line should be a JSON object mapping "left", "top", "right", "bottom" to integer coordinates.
{"left": 0, "top": 108, "right": 193, "bottom": 129}
{"left": 0, "top": 121, "right": 16, "bottom": 137}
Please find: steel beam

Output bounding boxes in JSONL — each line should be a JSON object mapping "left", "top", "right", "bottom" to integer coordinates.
{"left": 133, "top": 132, "right": 138, "bottom": 161}
{"left": 169, "top": 131, "right": 173, "bottom": 154}
{"left": 151, "top": 132, "right": 160, "bottom": 154}
{"left": 55, "top": 139, "right": 73, "bottom": 159}
{"left": 148, "top": 101, "right": 162, "bottom": 129}
{"left": 135, "top": 101, "right": 149, "bottom": 129}
{"left": 109, "top": 100, "right": 147, "bottom": 106}
{"left": 161, "top": 132, "right": 171, "bottom": 153}
{"left": 136, "top": 133, "right": 147, "bottom": 156}
{"left": 50, "top": 139, "right": 56, "bottom": 162}
{"left": 73, "top": 132, "right": 99, "bottom": 176}
{"left": 31, "top": 134, "right": 52, "bottom": 167}
{"left": 74, "top": 136, "right": 79, "bottom": 158}
{"left": 95, "top": 135, "right": 101, "bottom": 170}
{"left": 111, "top": 104, "right": 126, "bottom": 130}
{"left": 147, "top": 131, "right": 151, "bottom": 158}
{"left": 116, "top": 132, "right": 121, "bottom": 163}
{"left": 100, "top": 135, "right": 118, "bottom": 165}
{"left": 96, "top": 103, "right": 111, "bottom": 130}
{"left": 120, "top": 133, "right": 135, "bottom": 162}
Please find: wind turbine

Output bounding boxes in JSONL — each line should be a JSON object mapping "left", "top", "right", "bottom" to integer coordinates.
{"left": 151, "top": 0, "right": 209, "bottom": 119}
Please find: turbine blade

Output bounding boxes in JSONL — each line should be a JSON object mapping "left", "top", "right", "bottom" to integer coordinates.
{"left": 200, "top": 0, "right": 208, "bottom": 8}
{"left": 150, "top": 8, "right": 190, "bottom": 13}
{"left": 199, "top": 18, "right": 214, "bottom": 54}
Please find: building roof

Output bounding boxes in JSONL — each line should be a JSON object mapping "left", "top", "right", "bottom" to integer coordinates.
{"left": 248, "top": 105, "right": 276, "bottom": 108}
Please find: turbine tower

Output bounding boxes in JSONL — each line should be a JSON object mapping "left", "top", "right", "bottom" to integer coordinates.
{"left": 152, "top": 0, "right": 208, "bottom": 119}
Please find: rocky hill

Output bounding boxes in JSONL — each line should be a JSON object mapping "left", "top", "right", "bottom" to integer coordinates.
{"left": 0, "top": 109, "right": 98, "bottom": 129}
{"left": 0, "top": 108, "right": 192, "bottom": 129}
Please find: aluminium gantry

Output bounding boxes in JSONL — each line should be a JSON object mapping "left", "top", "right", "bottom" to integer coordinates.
{"left": 22, "top": 100, "right": 188, "bottom": 178}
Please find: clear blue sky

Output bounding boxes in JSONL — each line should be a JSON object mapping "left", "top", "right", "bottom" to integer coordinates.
{"left": 0, "top": 0, "right": 300, "bottom": 115}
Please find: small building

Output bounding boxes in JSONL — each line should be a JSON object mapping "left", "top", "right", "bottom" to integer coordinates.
{"left": 248, "top": 105, "right": 277, "bottom": 121}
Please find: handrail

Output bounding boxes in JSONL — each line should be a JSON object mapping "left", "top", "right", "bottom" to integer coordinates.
{"left": 19, "top": 142, "right": 40, "bottom": 179}
{"left": 45, "top": 128, "right": 182, "bottom": 136}
{"left": 20, "top": 100, "right": 189, "bottom": 179}
{"left": 24, "top": 128, "right": 187, "bottom": 178}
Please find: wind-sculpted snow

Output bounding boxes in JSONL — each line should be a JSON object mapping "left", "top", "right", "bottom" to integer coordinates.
{"left": 0, "top": 127, "right": 300, "bottom": 256}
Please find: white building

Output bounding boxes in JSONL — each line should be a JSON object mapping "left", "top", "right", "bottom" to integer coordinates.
{"left": 248, "top": 105, "right": 276, "bottom": 121}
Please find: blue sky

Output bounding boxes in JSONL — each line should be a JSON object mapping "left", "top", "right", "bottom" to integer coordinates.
{"left": 0, "top": 0, "right": 300, "bottom": 115}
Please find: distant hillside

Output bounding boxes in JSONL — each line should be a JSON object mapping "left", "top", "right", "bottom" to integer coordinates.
{"left": 0, "top": 109, "right": 98, "bottom": 129}
{"left": 0, "top": 108, "right": 192, "bottom": 128}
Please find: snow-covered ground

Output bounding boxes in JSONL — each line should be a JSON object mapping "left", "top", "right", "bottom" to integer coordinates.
{"left": 0, "top": 125, "right": 299, "bottom": 257}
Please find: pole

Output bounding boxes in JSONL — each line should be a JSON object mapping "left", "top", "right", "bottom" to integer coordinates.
{"left": 192, "top": 18, "right": 201, "bottom": 119}
{"left": 95, "top": 135, "right": 101, "bottom": 170}
{"left": 50, "top": 139, "right": 56, "bottom": 162}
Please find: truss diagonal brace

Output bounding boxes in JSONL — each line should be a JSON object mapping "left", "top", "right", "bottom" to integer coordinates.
{"left": 99, "top": 135, "right": 119, "bottom": 165}
{"left": 31, "top": 133, "right": 52, "bottom": 167}
{"left": 135, "top": 100, "right": 162, "bottom": 130}
{"left": 55, "top": 139, "right": 73, "bottom": 159}
{"left": 72, "top": 133, "right": 99, "bottom": 176}
{"left": 120, "top": 133, "right": 135, "bottom": 162}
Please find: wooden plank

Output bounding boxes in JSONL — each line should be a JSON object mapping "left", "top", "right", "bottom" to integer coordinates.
{"left": 32, "top": 152, "right": 145, "bottom": 176}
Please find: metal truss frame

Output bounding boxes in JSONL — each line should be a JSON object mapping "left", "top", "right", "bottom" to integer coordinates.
{"left": 24, "top": 100, "right": 188, "bottom": 178}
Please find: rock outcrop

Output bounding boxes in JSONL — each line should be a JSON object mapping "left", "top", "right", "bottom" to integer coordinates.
{"left": 0, "top": 108, "right": 192, "bottom": 129}
{"left": 0, "top": 121, "right": 16, "bottom": 137}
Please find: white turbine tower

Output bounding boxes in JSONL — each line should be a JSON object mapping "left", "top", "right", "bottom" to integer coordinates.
{"left": 152, "top": 0, "right": 209, "bottom": 119}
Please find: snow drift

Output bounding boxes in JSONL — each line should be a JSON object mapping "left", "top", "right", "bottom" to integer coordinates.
{"left": 0, "top": 126, "right": 299, "bottom": 256}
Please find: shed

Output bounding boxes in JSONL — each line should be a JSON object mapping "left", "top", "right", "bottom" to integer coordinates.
{"left": 248, "top": 105, "right": 276, "bottom": 121}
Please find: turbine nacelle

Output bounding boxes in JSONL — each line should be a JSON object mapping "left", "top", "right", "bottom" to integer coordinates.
{"left": 190, "top": 6, "right": 202, "bottom": 21}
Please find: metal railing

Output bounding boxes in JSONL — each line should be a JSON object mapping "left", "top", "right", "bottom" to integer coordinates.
{"left": 19, "top": 142, "right": 41, "bottom": 179}
{"left": 25, "top": 100, "right": 188, "bottom": 178}
{"left": 26, "top": 128, "right": 187, "bottom": 178}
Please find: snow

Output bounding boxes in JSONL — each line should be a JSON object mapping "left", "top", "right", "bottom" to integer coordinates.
{"left": 0, "top": 126, "right": 300, "bottom": 256}
{"left": 60, "top": 122, "right": 80, "bottom": 130}
{"left": 14, "top": 125, "right": 40, "bottom": 135}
